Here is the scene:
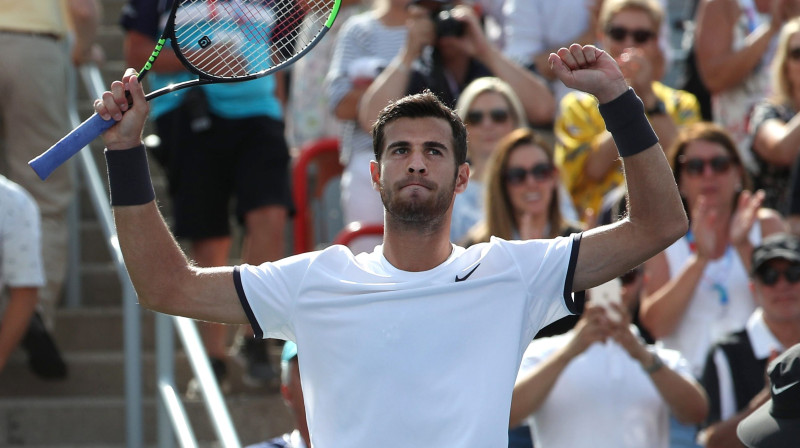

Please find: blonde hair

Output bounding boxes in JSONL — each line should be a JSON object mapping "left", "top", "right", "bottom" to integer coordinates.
{"left": 455, "top": 77, "right": 527, "bottom": 129}
{"left": 771, "top": 17, "right": 800, "bottom": 105}
{"left": 598, "top": 0, "right": 664, "bottom": 32}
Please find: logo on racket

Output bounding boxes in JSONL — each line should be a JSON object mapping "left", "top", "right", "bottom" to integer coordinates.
{"left": 198, "top": 36, "right": 212, "bottom": 48}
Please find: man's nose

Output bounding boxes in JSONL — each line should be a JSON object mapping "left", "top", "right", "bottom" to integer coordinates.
{"left": 407, "top": 150, "right": 427, "bottom": 174}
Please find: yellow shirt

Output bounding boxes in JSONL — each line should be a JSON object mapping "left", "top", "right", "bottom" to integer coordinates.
{"left": 555, "top": 82, "right": 701, "bottom": 218}
{"left": 0, "top": 0, "right": 69, "bottom": 36}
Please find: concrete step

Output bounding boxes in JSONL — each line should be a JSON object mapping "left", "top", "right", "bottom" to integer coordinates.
{"left": 0, "top": 349, "right": 281, "bottom": 399}
{"left": 0, "top": 395, "right": 292, "bottom": 446}
{"left": 100, "top": 0, "right": 127, "bottom": 27}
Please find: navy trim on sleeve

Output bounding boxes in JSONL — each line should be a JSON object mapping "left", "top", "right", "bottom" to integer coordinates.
{"left": 233, "top": 266, "right": 263, "bottom": 338}
{"left": 563, "top": 233, "right": 586, "bottom": 315}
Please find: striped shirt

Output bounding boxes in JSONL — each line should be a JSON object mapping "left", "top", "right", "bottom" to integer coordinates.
{"left": 325, "top": 12, "right": 407, "bottom": 165}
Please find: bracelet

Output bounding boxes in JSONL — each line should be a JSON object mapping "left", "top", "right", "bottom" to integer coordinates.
{"left": 105, "top": 144, "right": 155, "bottom": 206}
{"left": 598, "top": 88, "right": 659, "bottom": 157}
{"left": 642, "top": 347, "right": 665, "bottom": 374}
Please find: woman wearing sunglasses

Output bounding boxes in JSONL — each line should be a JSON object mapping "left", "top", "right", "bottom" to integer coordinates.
{"left": 555, "top": 0, "right": 701, "bottom": 223}
{"left": 462, "top": 127, "right": 584, "bottom": 245}
{"left": 694, "top": 0, "right": 800, "bottom": 176}
{"left": 749, "top": 17, "right": 800, "bottom": 213}
{"left": 639, "top": 122, "right": 786, "bottom": 448}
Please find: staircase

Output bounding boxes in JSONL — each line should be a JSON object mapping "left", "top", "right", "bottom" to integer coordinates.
{"left": 0, "top": 1, "right": 293, "bottom": 446}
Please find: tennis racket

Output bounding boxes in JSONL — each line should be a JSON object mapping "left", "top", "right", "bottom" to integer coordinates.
{"left": 29, "top": 0, "right": 341, "bottom": 180}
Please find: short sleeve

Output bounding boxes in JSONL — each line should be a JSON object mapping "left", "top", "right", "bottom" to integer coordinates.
{"left": 1, "top": 182, "right": 45, "bottom": 288}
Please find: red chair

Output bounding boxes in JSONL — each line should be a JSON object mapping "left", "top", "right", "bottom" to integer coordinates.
{"left": 292, "top": 138, "right": 343, "bottom": 254}
{"left": 332, "top": 221, "right": 384, "bottom": 248}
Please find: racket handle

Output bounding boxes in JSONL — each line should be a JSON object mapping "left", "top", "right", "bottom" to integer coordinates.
{"left": 29, "top": 112, "right": 116, "bottom": 180}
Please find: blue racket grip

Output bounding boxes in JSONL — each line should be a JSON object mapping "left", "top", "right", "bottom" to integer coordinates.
{"left": 29, "top": 112, "right": 116, "bottom": 180}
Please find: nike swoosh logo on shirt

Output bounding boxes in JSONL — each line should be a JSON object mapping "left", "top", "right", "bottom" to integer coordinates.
{"left": 455, "top": 263, "right": 480, "bottom": 282}
{"left": 772, "top": 380, "right": 800, "bottom": 395}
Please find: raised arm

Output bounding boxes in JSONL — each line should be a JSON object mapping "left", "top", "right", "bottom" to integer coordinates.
{"left": 94, "top": 69, "right": 247, "bottom": 324}
{"left": 549, "top": 45, "right": 688, "bottom": 292}
{"left": 357, "top": 6, "right": 433, "bottom": 132}
{"left": 456, "top": 6, "right": 555, "bottom": 124}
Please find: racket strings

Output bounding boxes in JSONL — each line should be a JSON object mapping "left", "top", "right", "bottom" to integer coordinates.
{"left": 173, "top": 0, "right": 334, "bottom": 79}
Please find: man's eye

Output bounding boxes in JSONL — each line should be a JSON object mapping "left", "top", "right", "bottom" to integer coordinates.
{"left": 428, "top": 148, "right": 442, "bottom": 155}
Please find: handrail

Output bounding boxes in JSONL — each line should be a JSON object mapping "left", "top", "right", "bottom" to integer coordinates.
{"left": 74, "top": 63, "right": 241, "bottom": 448}
{"left": 70, "top": 64, "right": 143, "bottom": 448}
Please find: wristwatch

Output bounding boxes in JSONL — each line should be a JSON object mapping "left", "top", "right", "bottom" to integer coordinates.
{"left": 642, "top": 347, "right": 665, "bottom": 374}
{"left": 645, "top": 99, "right": 667, "bottom": 116}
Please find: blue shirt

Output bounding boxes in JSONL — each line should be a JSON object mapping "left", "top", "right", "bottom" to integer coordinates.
{"left": 120, "top": 0, "right": 282, "bottom": 120}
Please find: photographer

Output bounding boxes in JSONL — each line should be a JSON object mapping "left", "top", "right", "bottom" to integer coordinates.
{"left": 356, "top": 0, "right": 555, "bottom": 133}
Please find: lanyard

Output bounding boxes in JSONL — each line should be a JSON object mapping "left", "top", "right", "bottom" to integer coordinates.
{"left": 686, "top": 230, "right": 731, "bottom": 307}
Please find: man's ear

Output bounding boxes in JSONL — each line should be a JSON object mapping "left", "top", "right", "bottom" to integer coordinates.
{"left": 455, "top": 163, "right": 470, "bottom": 194}
{"left": 370, "top": 160, "right": 381, "bottom": 192}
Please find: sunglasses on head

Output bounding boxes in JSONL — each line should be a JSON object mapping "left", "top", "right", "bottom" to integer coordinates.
{"left": 679, "top": 155, "right": 733, "bottom": 176}
{"left": 789, "top": 47, "right": 800, "bottom": 61}
{"left": 756, "top": 264, "right": 800, "bottom": 286}
{"left": 605, "top": 26, "right": 656, "bottom": 44}
{"left": 465, "top": 109, "right": 511, "bottom": 126}
{"left": 505, "top": 163, "right": 554, "bottom": 185}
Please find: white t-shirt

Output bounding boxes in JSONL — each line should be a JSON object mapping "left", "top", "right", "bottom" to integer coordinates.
{"left": 236, "top": 234, "right": 582, "bottom": 447}
{"left": 519, "top": 330, "right": 693, "bottom": 448}
{"left": 662, "top": 224, "right": 761, "bottom": 378}
{"left": 0, "top": 175, "right": 44, "bottom": 292}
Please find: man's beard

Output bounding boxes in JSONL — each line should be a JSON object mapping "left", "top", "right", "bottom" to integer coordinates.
{"left": 380, "top": 175, "right": 456, "bottom": 231}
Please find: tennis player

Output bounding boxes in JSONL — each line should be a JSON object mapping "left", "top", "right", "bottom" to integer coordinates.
{"left": 94, "top": 43, "right": 688, "bottom": 447}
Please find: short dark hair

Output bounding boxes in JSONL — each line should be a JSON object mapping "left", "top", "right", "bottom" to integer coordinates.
{"left": 372, "top": 90, "right": 468, "bottom": 166}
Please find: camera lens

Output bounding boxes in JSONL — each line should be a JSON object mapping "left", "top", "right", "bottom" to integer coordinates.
{"left": 434, "top": 9, "right": 465, "bottom": 38}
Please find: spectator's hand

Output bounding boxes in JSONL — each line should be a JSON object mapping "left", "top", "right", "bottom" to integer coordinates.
{"left": 443, "top": 5, "right": 489, "bottom": 59}
{"left": 563, "top": 302, "right": 612, "bottom": 359}
{"left": 72, "top": 42, "right": 105, "bottom": 66}
{"left": 730, "top": 190, "right": 764, "bottom": 248}
{"left": 608, "top": 302, "right": 650, "bottom": 363}
{"left": 95, "top": 68, "right": 149, "bottom": 150}
{"left": 617, "top": 48, "right": 655, "bottom": 102}
{"left": 549, "top": 44, "right": 628, "bottom": 104}
{"left": 403, "top": 5, "right": 435, "bottom": 63}
{"left": 690, "top": 195, "right": 722, "bottom": 259}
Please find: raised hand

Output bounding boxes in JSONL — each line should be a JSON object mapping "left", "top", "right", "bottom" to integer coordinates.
{"left": 690, "top": 195, "right": 722, "bottom": 259}
{"left": 730, "top": 190, "right": 764, "bottom": 247}
{"left": 563, "top": 303, "right": 613, "bottom": 359}
{"left": 548, "top": 44, "right": 629, "bottom": 103}
{"left": 94, "top": 68, "right": 149, "bottom": 151}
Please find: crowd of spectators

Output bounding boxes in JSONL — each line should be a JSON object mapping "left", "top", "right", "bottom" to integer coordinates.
{"left": 4, "top": 0, "right": 800, "bottom": 447}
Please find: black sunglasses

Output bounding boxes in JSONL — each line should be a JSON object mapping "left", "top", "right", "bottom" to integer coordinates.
{"left": 505, "top": 163, "right": 555, "bottom": 185}
{"left": 756, "top": 264, "right": 800, "bottom": 286}
{"left": 605, "top": 26, "right": 656, "bottom": 44}
{"left": 789, "top": 47, "right": 800, "bottom": 61}
{"left": 679, "top": 155, "right": 733, "bottom": 176}
{"left": 465, "top": 109, "right": 511, "bottom": 126}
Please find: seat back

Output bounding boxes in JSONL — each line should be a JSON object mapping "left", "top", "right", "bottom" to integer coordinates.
{"left": 332, "top": 221, "right": 384, "bottom": 248}
{"left": 292, "top": 138, "right": 344, "bottom": 254}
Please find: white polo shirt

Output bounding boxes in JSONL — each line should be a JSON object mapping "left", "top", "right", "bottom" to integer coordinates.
{"left": 236, "top": 234, "right": 583, "bottom": 447}
{"left": 518, "top": 330, "right": 693, "bottom": 448}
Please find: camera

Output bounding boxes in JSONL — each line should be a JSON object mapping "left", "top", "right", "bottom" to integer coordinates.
{"left": 433, "top": 7, "right": 465, "bottom": 38}
{"left": 411, "top": 0, "right": 466, "bottom": 38}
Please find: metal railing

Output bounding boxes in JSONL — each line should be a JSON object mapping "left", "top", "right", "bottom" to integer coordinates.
{"left": 68, "top": 62, "right": 241, "bottom": 448}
